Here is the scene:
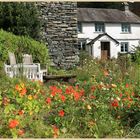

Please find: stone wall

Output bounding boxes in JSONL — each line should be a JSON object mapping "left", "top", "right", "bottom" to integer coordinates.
{"left": 38, "top": 2, "right": 79, "bottom": 69}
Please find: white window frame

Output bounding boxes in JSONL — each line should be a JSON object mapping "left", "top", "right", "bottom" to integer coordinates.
{"left": 120, "top": 42, "right": 129, "bottom": 53}
{"left": 95, "top": 23, "right": 105, "bottom": 32}
{"left": 121, "top": 23, "right": 131, "bottom": 33}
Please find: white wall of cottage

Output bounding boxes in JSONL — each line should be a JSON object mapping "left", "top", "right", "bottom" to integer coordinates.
{"left": 78, "top": 22, "right": 140, "bottom": 58}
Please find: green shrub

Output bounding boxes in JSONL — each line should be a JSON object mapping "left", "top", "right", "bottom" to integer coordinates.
{"left": 0, "top": 29, "right": 49, "bottom": 69}
{"left": 0, "top": 3, "right": 41, "bottom": 40}
{"left": 132, "top": 46, "right": 140, "bottom": 65}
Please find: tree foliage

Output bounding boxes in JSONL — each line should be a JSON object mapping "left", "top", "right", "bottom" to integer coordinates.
{"left": 0, "top": 2, "right": 41, "bottom": 40}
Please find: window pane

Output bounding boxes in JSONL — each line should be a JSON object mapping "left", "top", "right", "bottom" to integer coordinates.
{"left": 125, "top": 43, "right": 128, "bottom": 52}
{"left": 95, "top": 23, "right": 104, "bottom": 32}
{"left": 120, "top": 42, "right": 129, "bottom": 52}
{"left": 122, "top": 24, "right": 130, "bottom": 32}
{"left": 121, "top": 45, "right": 124, "bottom": 52}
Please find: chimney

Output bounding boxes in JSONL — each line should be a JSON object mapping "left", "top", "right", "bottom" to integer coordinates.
{"left": 124, "top": 2, "right": 129, "bottom": 11}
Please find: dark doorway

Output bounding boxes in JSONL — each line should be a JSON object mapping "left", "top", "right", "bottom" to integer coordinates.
{"left": 101, "top": 42, "right": 110, "bottom": 59}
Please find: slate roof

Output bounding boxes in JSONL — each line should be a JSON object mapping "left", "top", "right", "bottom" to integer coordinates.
{"left": 78, "top": 8, "right": 140, "bottom": 23}
{"left": 87, "top": 33, "right": 119, "bottom": 45}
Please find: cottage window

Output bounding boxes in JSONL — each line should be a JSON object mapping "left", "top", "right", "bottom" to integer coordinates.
{"left": 121, "top": 24, "right": 131, "bottom": 33}
{"left": 95, "top": 23, "right": 105, "bottom": 32}
{"left": 120, "top": 42, "right": 129, "bottom": 53}
{"left": 78, "top": 22, "right": 82, "bottom": 33}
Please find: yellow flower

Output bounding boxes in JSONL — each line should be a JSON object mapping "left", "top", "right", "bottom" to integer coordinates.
{"left": 87, "top": 105, "right": 92, "bottom": 110}
{"left": 28, "top": 95, "right": 33, "bottom": 100}
{"left": 111, "top": 84, "right": 117, "bottom": 88}
{"left": 29, "top": 111, "right": 33, "bottom": 115}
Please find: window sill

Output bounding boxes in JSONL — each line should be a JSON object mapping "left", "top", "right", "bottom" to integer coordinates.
{"left": 120, "top": 32, "right": 131, "bottom": 34}
{"left": 94, "top": 31, "right": 105, "bottom": 33}
{"left": 119, "top": 52, "right": 129, "bottom": 54}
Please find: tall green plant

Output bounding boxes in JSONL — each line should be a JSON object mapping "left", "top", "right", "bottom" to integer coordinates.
{"left": 0, "top": 2, "right": 41, "bottom": 40}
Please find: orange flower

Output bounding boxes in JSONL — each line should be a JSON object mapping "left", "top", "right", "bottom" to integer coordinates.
{"left": 15, "top": 84, "right": 21, "bottom": 91}
{"left": 18, "top": 110, "right": 24, "bottom": 116}
{"left": 58, "top": 110, "right": 65, "bottom": 117}
{"left": 60, "top": 95, "right": 66, "bottom": 102}
{"left": 73, "top": 92, "right": 80, "bottom": 101}
{"left": 65, "top": 86, "right": 73, "bottom": 94}
{"left": 52, "top": 125, "right": 59, "bottom": 138}
{"left": 103, "top": 70, "right": 109, "bottom": 76}
{"left": 46, "top": 97, "right": 51, "bottom": 104}
{"left": 50, "top": 86, "right": 62, "bottom": 96}
{"left": 20, "top": 88, "right": 27, "bottom": 96}
{"left": 18, "top": 129, "right": 25, "bottom": 136}
{"left": 52, "top": 125, "right": 59, "bottom": 133}
{"left": 9, "top": 119, "right": 19, "bottom": 129}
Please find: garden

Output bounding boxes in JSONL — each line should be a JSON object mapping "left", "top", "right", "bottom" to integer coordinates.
{"left": 0, "top": 33, "right": 140, "bottom": 137}
{"left": 0, "top": 2, "right": 140, "bottom": 138}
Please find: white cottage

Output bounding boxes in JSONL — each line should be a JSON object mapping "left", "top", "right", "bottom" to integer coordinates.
{"left": 77, "top": 4, "right": 140, "bottom": 59}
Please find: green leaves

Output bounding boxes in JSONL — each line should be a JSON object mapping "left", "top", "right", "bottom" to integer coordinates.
{"left": 0, "top": 29, "right": 49, "bottom": 68}
{"left": 0, "top": 3, "right": 41, "bottom": 40}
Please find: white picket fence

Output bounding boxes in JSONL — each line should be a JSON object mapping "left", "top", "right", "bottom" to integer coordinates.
{"left": 4, "top": 63, "right": 43, "bottom": 82}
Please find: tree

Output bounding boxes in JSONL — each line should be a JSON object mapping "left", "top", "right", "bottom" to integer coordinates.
{"left": 0, "top": 2, "right": 41, "bottom": 40}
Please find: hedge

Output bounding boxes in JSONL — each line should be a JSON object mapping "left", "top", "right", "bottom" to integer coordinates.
{"left": 0, "top": 29, "right": 49, "bottom": 69}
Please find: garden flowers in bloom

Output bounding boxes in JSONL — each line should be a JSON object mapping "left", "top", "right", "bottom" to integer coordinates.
{"left": 0, "top": 76, "right": 139, "bottom": 138}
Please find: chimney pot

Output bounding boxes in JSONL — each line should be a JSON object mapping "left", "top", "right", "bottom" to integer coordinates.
{"left": 124, "top": 2, "right": 129, "bottom": 11}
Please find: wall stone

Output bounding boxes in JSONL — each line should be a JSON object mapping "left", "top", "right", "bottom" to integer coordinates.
{"left": 37, "top": 2, "right": 79, "bottom": 69}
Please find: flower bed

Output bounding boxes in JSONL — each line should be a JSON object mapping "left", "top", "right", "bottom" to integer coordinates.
{"left": 0, "top": 73, "right": 139, "bottom": 138}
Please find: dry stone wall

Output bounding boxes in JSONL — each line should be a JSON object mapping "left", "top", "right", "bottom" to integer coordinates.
{"left": 38, "top": 2, "right": 79, "bottom": 69}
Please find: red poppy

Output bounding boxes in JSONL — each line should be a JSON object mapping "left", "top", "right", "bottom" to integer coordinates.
{"left": 111, "top": 99, "right": 119, "bottom": 107}
{"left": 18, "top": 129, "right": 25, "bottom": 136}
{"left": 9, "top": 119, "right": 19, "bottom": 129}
{"left": 58, "top": 110, "right": 65, "bottom": 117}
{"left": 60, "top": 95, "right": 66, "bottom": 102}
{"left": 46, "top": 97, "right": 51, "bottom": 104}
